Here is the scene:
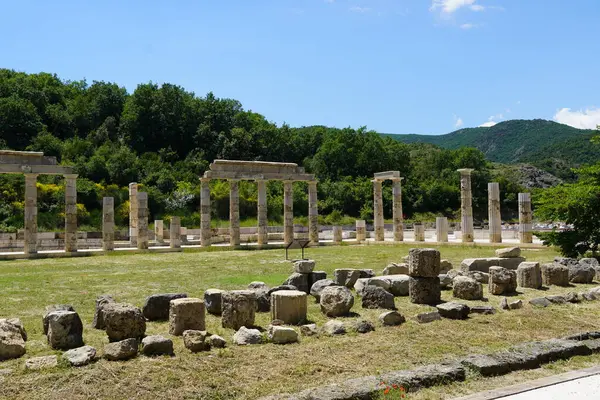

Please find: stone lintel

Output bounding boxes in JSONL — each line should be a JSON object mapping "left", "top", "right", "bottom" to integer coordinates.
{"left": 0, "top": 150, "right": 58, "bottom": 166}
{"left": 209, "top": 159, "right": 306, "bottom": 175}
{"left": 0, "top": 164, "right": 75, "bottom": 175}
{"left": 203, "top": 170, "right": 315, "bottom": 182}
{"left": 457, "top": 168, "right": 474, "bottom": 175}
{"left": 373, "top": 171, "right": 401, "bottom": 181}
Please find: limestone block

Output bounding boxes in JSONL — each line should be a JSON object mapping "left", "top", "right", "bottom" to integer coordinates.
{"left": 46, "top": 310, "right": 84, "bottom": 350}
{"left": 233, "top": 326, "right": 262, "bottom": 345}
{"left": 488, "top": 266, "right": 517, "bottom": 295}
{"left": 333, "top": 269, "right": 361, "bottom": 288}
{"left": 183, "top": 330, "right": 210, "bottom": 352}
{"left": 383, "top": 263, "right": 408, "bottom": 275}
{"left": 496, "top": 247, "right": 522, "bottom": 258}
{"left": 92, "top": 295, "right": 114, "bottom": 330}
{"left": 103, "top": 303, "right": 146, "bottom": 342}
{"left": 24, "top": 355, "right": 57, "bottom": 370}
{"left": 63, "top": 345, "right": 96, "bottom": 367}
{"left": 408, "top": 248, "right": 441, "bottom": 278}
{"left": 271, "top": 290, "right": 307, "bottom": 325}
{"left": 310, "top": 279, "right": 337, "bottom": 302}
{"left": 141, "top": 335, "right": 173, "bottom": 356}
{"left": 104, "top": 338, "right": 138, "bottom": 361}
{"left": 568, "top": 263, "right": 595, "bottom": 284}
{"left": 517, "top": 262, "right": 542, "bottom": 289}
{"left": 380, "top": 275, "right": 410, "bottom": 296}
{"left": 221, "top": 290, "right": 256, "bottom": 330}
{"left": 43, "top": 304, "right": 75, "bottom": 334}
{"left": 283, "top": 272, "right": 310, "bottom": 293}
{"left": 437, "top": 302, "right": 470, "bottom": 320}
{"left": 308, "top": 271, "right": 328, "bottom": 289}
{"left": 453, "top": 276, "right": 483, "bottom": 300}
{"left": 409, "top": 277, "right": 441, "bottom": 305}
{"left": 379, "top": 311, "right": 405, "bottom": 326}
{"left": 319, "top": 286, "right": 354, "bottom": 317}
{"left": 204, "top": 289, "right": 224, "bottom": 315}
{"left": 169, "top": 298, "right": 205, "bottom": 336}
{"left": 461, "top": 257, "right": 526, "bottom": 273}
{"left": 268, "top": 326, "right": 299, "bottom": 344}
{"left": 541, "top": 264, "right": 570, "bottom": 287}
{"left": 143, "top": 293, "right": 187, "bottom": 321}
{"left": 361, "top": 286, "right": 395, "bottom": 310}
{"left": 0, "top": 319, "right": 26, "bottom": 361}
{"left": 354, "top": 277, "right": 390, "bottom": 296}
{"left": 294, "top": 259, "right": 315, "bottom": 274}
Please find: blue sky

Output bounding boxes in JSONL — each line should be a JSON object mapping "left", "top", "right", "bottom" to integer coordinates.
{"left": 1, "top": 0, "right": 599, "bottom": 134}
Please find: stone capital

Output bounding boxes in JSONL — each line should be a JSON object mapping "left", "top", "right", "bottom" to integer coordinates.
{"left": 457, "top": 168, "right": 474, "bottom": 175}
{"left": 64, "top": 174, "right": 78, "bottom": 180}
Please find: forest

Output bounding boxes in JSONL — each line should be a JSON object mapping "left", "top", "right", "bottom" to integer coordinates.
{"left": 0, "top": 69, "right": 526, "bottom": 231}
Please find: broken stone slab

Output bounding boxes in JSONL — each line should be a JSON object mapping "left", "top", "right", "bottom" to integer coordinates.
{"left": 509, "top": 339, "right": 592, "bottom": 365}
{"left": 436, "top": 302, "right": 470, "bottom": 320}
{"left": 583, "top": 339, "right": 600, "bottom": 353}
{"left": 333, "top": 269, "right": 361, "bottom": 288}
{"left": 383, "top": 263, "right": 408, "bottom": 276}
{"left": 141, "top": 335, "right": 174, "bottom": 356}
{"left": 322, "top": 320, "right": 346, "bottom": 335}
{"left": 142, "top": 293, "right": 187, "bottom": 321}
{"left": 204, "top": 289, "right": 224, "bottom": 315}
{"left": 183, "top": 330, "right": 210, "bottom": 352}
{"left": 43, "top": 304, "right": 75, "bottom": 334}
{"left": 24, "top": 355, "right": 58, "bottom": 370}
{"left": 233, "top": 326, "right": 263, "bottom": 345}
{"left": 414, "top": 311, "right": 441, "bottom": 323}
{"left": 63, "top": 345, "right": 96, "bottom": 366}
{"left": 530, "top": 297, "right": 552, "bottom": 307}
{"left": 293, "top": 259, "right": 315, "bottom": 274}
{"left": 545, "top": 295, "right": 567, "bottom": 304}
{"left": 350, "top": 320, "right": 375, "bottom": 334}
{"left": 470, "top": 305, "right": 496, "bottom": 315}
{"left": 380, "top": 362, "right": 466, "bottom": 392}
{"left": 461, "top": 257, "right": 526, "bottom": 273}
{"left": 361, "top": 286, "right": 395, "bottom": 310}
{"left": 408, "top": 248, "right": 441, "bottom": 278}
{"left": 103, "top": 338, "right": 138, "bottom": 361}
{"left": 495, "top": 247, "right": 521, "bottom": 258}
{"left": 508, "top": 300, "right": 523, "bottom": 310}
{"left": 300, "top": 324, "right": 318, "bottom": 336}
{"left": 268, "top": 326, "right": 299, "bottom": 344}
{"left": 563, "top": 331, "right": 600, "bottom": 341}
{"left": 379, "top": 311, "right": 406, "bottom": 326}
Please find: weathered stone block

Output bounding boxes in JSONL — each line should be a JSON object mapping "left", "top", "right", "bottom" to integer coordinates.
{"left": 104, "top": 338, "right": 138, "bottom": 361}
{"left": 141, "top": 335, "right": 173, "bottom": 356}
{"left": 43, "top": 304, "right": 75, "bottom": 335}
{"left": 204, "top": 289, "right": 223, "bottom": 315}
{"left": 495, "top": 247, "right": 521, "bottom": 258}
{"left": 322, "top": 320, "right": 346, "bottom": 335}
{"left": 0, "top": 319, "right": 26, "bottom": 361}
{"left": 183, "top": 330, "right": 210, "bottom": 352}
{"left": 268, "top": 326, "right": 299, "bottom": 344}
{"left": 568, "top": 263, "right": 595, "bottom": 284}
{"left": 409, "top": 277, "right": 441, "bottom": 305}
{"left": 383, "top": 263, "right": 408, "bottom": 275}
{"left": 63, "top": 345, "right": 96, "bottom": 366}
{"left": 24, "top": 355, "right": 58, "bottom": 370}
{"left": 414, "top": 311, "right": 441, "bottom": 323}
{"left": 283, "top": 272, "right": 310, "bottom": 293}
{"left": 517, "top": 262, "right": 542, "bottom": 289}
{"left": 361, "top": 286, "right": 395, "bottom": 310}
{"left": 143, "top": 293, "right": 187, "bottom": 321}
{"left": 92, "top": 296, "right": 114, "bottom": 330}
{"left": 310, "top": 279, "right": 337, "bottom": 302}
{"left": 169, "top": 298, "right": 205, "bottom": 336}
{"left": 359, "top": 269, "right": 376, "bottom": 279}
{"left": 453, "top": 276, "right": 483, "bottom": 300}
{"left": 379, "top": 311, "right": 405, "bottom": 326}
{"left": 437, "top": 302, "right": 470, "bottom": 320}
{"left": 271, "top": 290, "right": 307, "bottom": 325}
{"left": 308, "top": 271, "right": 328, "bottom": 290}
{"left": 221, "top": 290, "right": 256, "bottom": 330}
{"left": 488, "top": 266, "right": 517, "bottom": 295}
{"left": 541, "top": 263, "right": 570, "bottom": 286}
{"left": 103, "top": 303, "right": 146, "bottom": 342}
{"left": 461, "top": 257, "right": 526, "bottom": 273}
{"left": 293, "top": 259, "right": 315, "bottom": 274}
{"left": 319, "top": 286, "right": 354, "bottom": 317}
{"left": 408, "top": 248, "right": 441, "bottom": 278}
{"left": 233, "top": 326, "right": 262, "bottom": 345}
{"left": 333, "top": 269, "right": 361, "bottom": 288}
{"left": 46, "top": 310, "right": 84, "bottom": 350}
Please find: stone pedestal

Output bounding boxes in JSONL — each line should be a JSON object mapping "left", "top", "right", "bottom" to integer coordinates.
{"left": 356, "top": 220, "right": 366, "bottom": 243}
{"left": 488, "top": 182, "right": 502, "bottom": 243}
{"left": 24, "top": 173, "right": 38, "bottom": 255}
{"left": 373, "top": 180, "right": 384, "bottom": 242}
{"left": 414, "top": 224, "right": 425, "bottom": 242}
{"left": 457, "top": 169, "right": 474, "bottom": 243}
{"left": 284, "top": 181, "right": 294, "bottom": 245}
{"left": 200, "top": 178, "right": 211, "bottom": 247}
{"left": 518, "top": 193, "right": 533, "bottom": 244}
{"left": 64, "top": 174, "right": 78, "bottom": 252}
{"left": 155, "top": 220, "right": 164, "bottom": 244}
{"left": 271, "top": 290, "right": 307, "bottom": 325}
{"left": 169, "top": 298, "right": 205, "bottom": 336}
{"left": 308, "top": 181, "right": 319, "bottom": 245}
{"left": 257, "top": 180, "right": 268, "bottom": 246}
{"left": 229, "top": 180, "right": 240, "bottom": 246}
{"left": 517, "top": 262, "right": 542, "bottom": 289}
{"left": 221, "top": 290, "right": 256, "bottom": 330}
{"left": 128, "top": 183, "right": 138, "bottom": 247}
{"left": 102, "top": 197, "right": 114, "bottom": 251}
{"left": 436, "top": 217, "right": 448, "bottom": 242}
{"left": 137, "top": 192, "right": 148, "bottom": 250}
{"left": 392, "top": 178, "right": 404, "bottom": 241}
{"left": 170, "top": 216, "right": 181, "bottom": 248}
{"left": 333, "top": 226, "right": 342, "bottom": 244}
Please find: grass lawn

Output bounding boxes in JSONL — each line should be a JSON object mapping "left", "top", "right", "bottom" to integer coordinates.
{"left": 1, "top": 244, "right": 600, "bottom": 400}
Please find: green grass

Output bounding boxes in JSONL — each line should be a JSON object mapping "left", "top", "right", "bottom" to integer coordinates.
{"left": 1, "top": 244, "right": 600, "bottom": 400}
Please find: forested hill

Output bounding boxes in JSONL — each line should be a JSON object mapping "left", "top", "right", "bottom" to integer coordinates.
{"left": 386, "top": 120, "right": 597, "bottom": 179}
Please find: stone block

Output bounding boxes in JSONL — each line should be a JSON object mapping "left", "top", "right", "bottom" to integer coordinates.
{"left": 408, "top": 248, "right": 441, "bottom": 277}
{"left": 568, "top": 263, "right": 595, "bottom": 284}
{"left": 541, "top": 263, "right": 570, "bottom": 286}
{"left": 300, "top": 324, "right": 318, "bottom": 336}
{"left": 322, "top": 320, "right": 346, "bottom": 335}
{"left": 361, "top": 286, "right": 395, "bottom": 310}
{"left": 24, "top": 355, "right": 58, "bottom": 370}
{"left": 204, "top": 289, "right": 223, "bottom": 315}
{"left": 452, "top": 276, "right": 483, "bottom": 300}
{"left": 354, "top": 277, "right": 390, "bottom": 296}
{"left": 221, "top": 290, "right": 256, "bottom": 330}
{"left": 350, "top": 319, "right": 375, "bottom": 334}
{"left": 495, "top": 247, "right": 522, "bottom": 258}
{"left": 283, "top": 272, "right": 310, "bottom": 293}
{"left": 0, "top": 319, "right": 26, "bottom": 361}
{"left": 103, "top": 303, "right": 146, "bottom": 342}
{"left": 248, "top": 281, "right": 269, "bottom": 290}
{"left": 183, "top": 330, "right": 210, "bottom": 352}
{"left": 461, "top": 257, "right": 526, "bottom": 273}
{"left": 470, "top": 306, "right": 496, "bottom": 315}
{"left": 143, "top": 293, "right": 187, "bottom": 321}
{"left": 92, "top": 296, "right": 114, "bottom": 330}
{"left": 233, "top": 326, "right": 262, "bottom": 345}
{"left": 310, "top": 279, "right": 337, "bottom": 302}
{"left": 529, "top": 297, "right": 552, "bottom": 307}
{"left": 209, "top": 334, "right": 227, "bottom": 348}
{"left": 63, "top": 345, "right": 96, "bottom": 367}
{"left": 308, "top": 271, "right": 328, "bottom": 290}
{"left": 319, "top": 286, "right": 354, "bottom": 317}
{"left": 293, "top": 259, "right": 315, "bottom": 274}
{"left": 414, "top": 311, "right": 441, "bottom": 323}
{"left": 517, "top": 262, "right": 542, "bottom": 289}
{"left": 169, "top": 298, "right": 205, "bottom": 336}
{"left": 383, "top": 275, "right": 410, "bottom": 296}
{"left": 46, "top": 310, "right": 84, "bottom": 350}
{"left": 383, "top": 263, "right": 408, "bottom": 275}
{"left": 104, "top": 338, "right": 138, "bottom": 361}
{"left": 440, "top": 259, "right": 453, "bottom": 273}
{"left": 141, "top": 335, "right": 173, "bottom": 356}
{"left": 379, "top": 311, "right": 405, "bottom": 326}
{"left": 437, "top": 302, "right": 470, "bottom": 320}
{"left": 271, "top": 290, "right": 307, "bottom": 325}
{"left": 253, "top": 289, "right": 270, "bottom": 313}
{"left": 43, "top": 304, "right": 75, "bottom": 335}
{"left": 333, "top": 269, "right": 361, "bottom": 288}
{"left": 268, "top": 326, "right": 299, "bottom": 344}
{"left": 359, "top": 269, "right": 376, "bottom": 279}
{"left": 488, "top": 266, "right": 517, "bottom": 295}
{"left": 409, "top": 277, "right": 441, "bottom": 305}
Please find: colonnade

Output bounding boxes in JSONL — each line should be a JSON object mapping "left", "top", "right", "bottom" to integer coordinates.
{"left": 372, "top": 171, "right": 404, "bottom": 242}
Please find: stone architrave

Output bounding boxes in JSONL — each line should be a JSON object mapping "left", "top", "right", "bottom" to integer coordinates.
{"left": 229, "top": 180, "right": 240, "bottom": 246}
{"left": 137, "top": 192, "right": 149, "bottom": 250}
{"left": 283, "top": 180, "right": 294, "bottom": 245}
{"left": 170, "top": 216, "right": 181, "bottom": 248}
{"left": 308, "top": 181, "right": 319, "bottom": 245}
{"left": 392, "top": 178, "right": 404, "bottom": 241}
{"left": 257, "top": 180, "right": 268, "bottom": 246}
{"left": 356, "top": 220, "right": 366, "bottom": 243}
{"left": 519, "top": 193, "right": 533, "bottom": 244}
{"left": 458, "top": 169, "right": 474, "bottom": 243}
{"left": 128, "top": 182, "right": 138, "bottom": 247}
{"left": 102, "top": 197, "right": 115, "bottom": 251}
{"left": 333, "top": 226, "right": 342, "bottom": 244}
{"left": 200, "top": 178, "right": 211, "bottom": 247}
{"left": 154, "top": 220, "right": 164, "bottom": 244}
{"left": 436, "top": 217, "right": 448, "bottom": 242}
{"left": 414, "top": 224, "right": 425, "bottom": 242}
{"left": 488, "top": 182, "right": 502, "bottom": 243}
{"left": 64, "top": 174, "right": 78, "bottom": 252}
{"left": 373, "top": 179, "right": 384, "bottom": 242}
{"left": 24, "top": 173, "right": 38, "bottom": 255}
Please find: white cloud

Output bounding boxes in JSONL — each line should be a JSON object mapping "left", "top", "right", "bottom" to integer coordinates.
{"left": 460, "top": 23, "right": 476, "bottom": 29}
{"left": 349, "top": 6, "right": 370, "bottom": 13}
{"left": 554, "top": 107, "right": 600, "bottom": 130}
{"left": 470, "top": 4, "right": 485, "bottom": 11}
{"left": 478, "top": 113, "right": 504, "bottom": 127}
{"left": 430, "top": 0, "right": 476, "bottom": 14}
{"left": 454, "top": 115, "right": 464, "bottom": 128}
{"left": 479, "top": 121, "right": 497, "bottom": 127}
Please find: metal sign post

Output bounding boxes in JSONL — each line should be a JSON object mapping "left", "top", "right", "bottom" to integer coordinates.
{"left": 285, "top": 239, "right": 310, "bottom": 260}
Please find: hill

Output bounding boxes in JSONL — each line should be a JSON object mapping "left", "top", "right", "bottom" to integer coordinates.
{"left": 386, "top": 119, "right": 597, "bottom": 178}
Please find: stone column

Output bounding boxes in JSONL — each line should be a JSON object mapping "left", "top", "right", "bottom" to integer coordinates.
{"left": 308, "top": 181, "right": 319, "bottom": 245}
{"left": 64, "top": 174, "right": 78, "bottom": 252}
{"left": 102, "top": 197, "right": 115, "bottom": 251}
{"left": 457, "top": 169, "right": 474, "bottom": 243}
{"left": 257, "top": 180, "right": 268, "bottom": 246}
{"left": 128, "top": 182, "right": 138, "bottom": 247}
{"left": 200, "top": 178, "right": 211, "bottom": 247}
{"left": 170, "top": 216, "right": 181, "bottom": 248}
{"left": 333, "top": 226, "right": 342, "bottom": 244}
{"left": 519, "top": 192, "right": 533, "bottom": 244}
{"left": 356, "top": 220, "right": 366, "bottom": 243}
{"left": 24, "top": 173, "right": 38, "bottom": 255}
{"left": 283, "top": 181, "right": 294, "bottom": 245}
{"left": 436, "top": 217, "right": 448, "bottom": 243}
{"left": 414, "top": 224, "right": 425, "bottom": 242}
{"left": 373, "top": 179, "right": 384, "bottom": 242}
{"left": 180, "top": 227, "right": 188, "bottom": 245}
{"left": 155, "top": 220, "right": 164, "bottom": 244}
{"left": 137, "top": 192, "right": 148, "bottom": 250}
{"left": 392, "top": 178, "right": 404, "bottom": 242}
{"left": 229, "top": 180, "right": 240, "bottom": 247}
{"left": 488, "top": 182, "right": 502, "bottom": 243}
